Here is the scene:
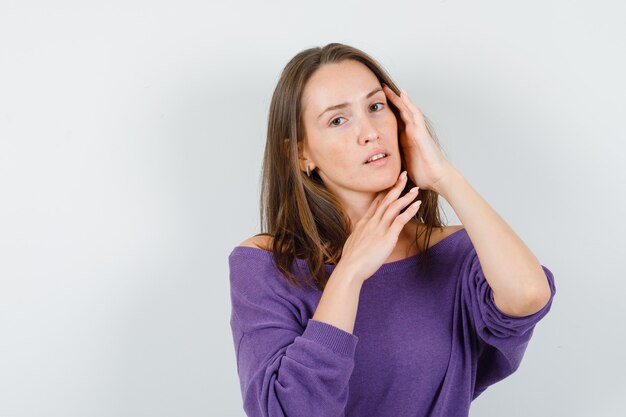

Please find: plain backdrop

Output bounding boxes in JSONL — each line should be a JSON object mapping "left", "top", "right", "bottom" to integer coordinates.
{"left": 1, "top": 1, "right": 624, "bottom": 416}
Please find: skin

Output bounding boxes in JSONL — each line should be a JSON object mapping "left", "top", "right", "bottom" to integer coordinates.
{"left": 299, "top": 59, "right": 426, "bottom": 261}
{"left": 298, "top": 59, "right": 552, "bottom": 316}
{"left": 299, "top": 60, "right": 400, "bottom": 220}
{"left": 382, "top": 82, "right": 553, "bottom": 317}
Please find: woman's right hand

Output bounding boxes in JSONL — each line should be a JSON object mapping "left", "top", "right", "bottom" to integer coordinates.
{"left": 337, "top": 170, "right": 421, "bottom": 282}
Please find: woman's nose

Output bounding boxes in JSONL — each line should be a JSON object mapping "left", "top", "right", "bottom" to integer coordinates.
{"left": 357, "top": 116, "right": 379, "bottom": 144}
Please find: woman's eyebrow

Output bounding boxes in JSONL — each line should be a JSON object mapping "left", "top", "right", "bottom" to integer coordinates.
{"left": 317, "top": 87, "right": 383, "bottom": 120}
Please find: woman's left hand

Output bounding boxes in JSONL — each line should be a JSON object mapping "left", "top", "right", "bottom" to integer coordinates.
{"left": 383, "top": 83, "right": 455, "bottom": 192}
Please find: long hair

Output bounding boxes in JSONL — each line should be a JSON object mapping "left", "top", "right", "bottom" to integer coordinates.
{"left": 255, "top": 42, "right": 448, "bottom": 291}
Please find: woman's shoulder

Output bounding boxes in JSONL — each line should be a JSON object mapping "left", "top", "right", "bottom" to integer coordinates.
{"left": 230, "top": 234, "right": 310, "bottom": 295}
{"left": 420, "top": 224, "right": 464, "bottom": 234}
{"left": 238, "top": 233, "right": 274, "bottom": 251}
{"left": 237, "top": 226, "right": 466, "bottom": 249}
{"left": 410, "top": 222, "right": 466, "bottom": 246}
{"left": 440, "top": 225, "right": 466, "bottom": 239}
{"left": 229, "top": 234, "right": 280, "bottom": 288}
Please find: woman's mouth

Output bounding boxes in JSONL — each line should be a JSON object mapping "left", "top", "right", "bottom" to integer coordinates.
{"left": 364, "top": 153, "right": 389, "bottom": 166}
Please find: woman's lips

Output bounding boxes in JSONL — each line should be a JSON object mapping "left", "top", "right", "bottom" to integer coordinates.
{"left": 364, "top": 155, "right": 389, "bottom": 166}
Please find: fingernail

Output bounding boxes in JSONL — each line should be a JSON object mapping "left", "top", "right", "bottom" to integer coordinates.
{"left": 401, "top": 171, "right": 407, "bottom": 179}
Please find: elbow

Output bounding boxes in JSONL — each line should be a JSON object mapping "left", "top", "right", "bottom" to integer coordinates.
{"left": 528, "top": 284, "right": 553, "bottom": 313}
{"left": 514, "top": 282, "right": 552, "bottom": 317}
{"left": 512, "top": 267, "right": 554, "bottom": 317}
{"left": 492, "top": 283, "right": 552, "bottom": 318}
{"left": 527, "top": 266, "right": 554, "bottom": 312}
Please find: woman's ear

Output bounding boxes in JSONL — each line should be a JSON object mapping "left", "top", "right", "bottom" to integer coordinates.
{"left": 296, "top": 138, "right": 308, "bottom": 160}
{"left": 284, "top": 138, "right": 309, "bottom": 173}
{"left": 295, "top": 139, "right": 315, "bottom": 173}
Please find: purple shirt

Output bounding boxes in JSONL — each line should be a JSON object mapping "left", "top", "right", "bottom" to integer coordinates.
{"left": 228, "top": 228, "right": 556, "bottom": 417}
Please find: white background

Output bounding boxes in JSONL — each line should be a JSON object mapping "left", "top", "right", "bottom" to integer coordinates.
{"left": 1, "top": 1, "right": 624, "bottom": 416}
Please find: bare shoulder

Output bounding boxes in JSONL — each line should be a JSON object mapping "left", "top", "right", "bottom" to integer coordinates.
{"left": 416, "top": 223, "right": 464, "bottom": 237}
{"left": 238, "top": 234, "right": 274, "bottom": 251}
{"left": 443, "top": 225, "right": 465, "bottom": 237}
{"left": 421, "top": 224, "right": 465, "bottom": 248}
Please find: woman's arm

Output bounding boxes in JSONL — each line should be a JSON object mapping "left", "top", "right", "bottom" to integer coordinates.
{"left": 312, "top": 263, "right": 364, "bottom": 334}
{"left": 432, "top": 166, "right": 552, "bottom": 317}
{"left": 381, "top": 84, "right": 551, "bottom": 318}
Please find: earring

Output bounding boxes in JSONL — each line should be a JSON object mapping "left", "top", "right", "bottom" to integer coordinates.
{"left": 306, "top": 162, "right": 311, "bottom": 177}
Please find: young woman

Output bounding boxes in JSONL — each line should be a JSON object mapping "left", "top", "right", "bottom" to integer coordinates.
{"left": 228, "top": 42, "right": 556, "bottom": 417}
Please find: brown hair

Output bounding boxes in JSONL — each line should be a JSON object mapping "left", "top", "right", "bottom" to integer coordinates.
{"left": 254, "top": 42, "right": 448, "bottom": 291}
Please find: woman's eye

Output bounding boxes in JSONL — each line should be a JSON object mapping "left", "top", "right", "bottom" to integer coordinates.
{"left": 330, "top": 117, "right": 346, "bottom": 127}
{"left": 329, "top": 103, "right": 385, "bottom": 127}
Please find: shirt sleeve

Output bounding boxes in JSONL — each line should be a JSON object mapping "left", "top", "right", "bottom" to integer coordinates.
{"left": 228, "top": 252, "right": 359, "bottom": 417}
{"left": 460, "top": 247, "right": 557, "bottom": 399}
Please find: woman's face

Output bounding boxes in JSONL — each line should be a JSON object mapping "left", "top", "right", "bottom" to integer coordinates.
{"left": 300, "top": 59, "right": 401, "bottom": 203}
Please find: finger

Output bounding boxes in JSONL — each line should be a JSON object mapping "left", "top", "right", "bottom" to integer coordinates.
{"left": 398, "top": 89, "right": 433, "bottom": 138}
{"left": 399, "top": 88, "right": 426, "bottom": 121}
{"left": 386, "top": 85, "right": 426, "bottom": 137}
{"left": 383, "top": 84, "right": 415, "bottom": 126}
{"left": 390, "top": 199, "right": 422, "bottom": 234}
{"left": 375, "top": 171, "right": 408, "bottom": 218}
{"left": 381, "top": 186, "right": 420, "bottom": 225}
